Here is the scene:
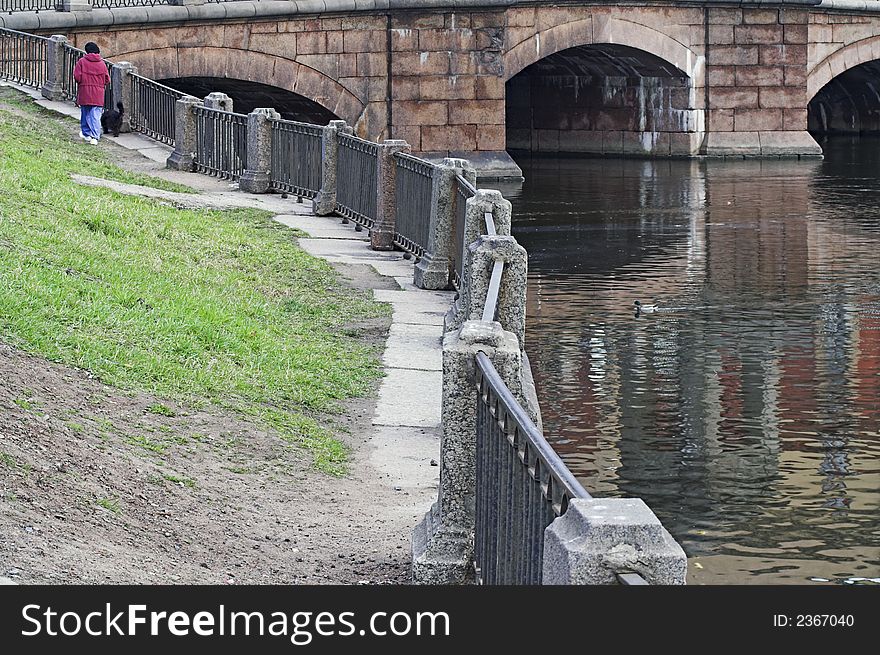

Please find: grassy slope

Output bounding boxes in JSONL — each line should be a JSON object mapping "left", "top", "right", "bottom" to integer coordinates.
{"left": 0, "top": 88, "right": 387, "bottom": 474}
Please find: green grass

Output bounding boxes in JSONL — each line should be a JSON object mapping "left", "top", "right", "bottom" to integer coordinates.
{"left": 0, "top": 91, "right": 389, "bottom": 475}
{"left": 162, "top": 473, "right": 196, "bottom": 488}
{"left": 12, "top": 397, "right": 33, "bottom": 410}
{"left": 0, "top": 87, "right": 193, "bottom": 194}
{"left": 96, "top": 497, "right": 120, "bottom": 514}
{"left": 124, "top": 435, "right": 168, "bottom": 455}
{"left": 146, "top": 403, "right": 176, "bottom": 417}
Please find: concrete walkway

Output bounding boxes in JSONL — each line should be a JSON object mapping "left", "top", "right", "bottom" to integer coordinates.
{"left": 4, "top": 81, "right": 447, "bottom": 543}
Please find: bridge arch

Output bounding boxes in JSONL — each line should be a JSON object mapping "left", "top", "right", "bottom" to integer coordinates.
{"left": 503, "top": 17, "right": 704, "bottom": 88}
{"left": 807, "top": 36, "right": 880, "bottom": 135}
{"left": 806, "top": 36, "right": 880, "bottom": 104}
{"left": 503, "top": 18, "right": 704, "bottom": 157}
{"left": 112, "top": 45, "right": 366, "bottom": 128}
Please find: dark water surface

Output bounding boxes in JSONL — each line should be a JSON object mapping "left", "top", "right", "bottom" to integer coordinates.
{"left": 500, "top": 139, "right": 880, "bottom": 585}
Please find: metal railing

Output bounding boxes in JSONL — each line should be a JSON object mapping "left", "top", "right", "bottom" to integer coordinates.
{"left": 451, "top": 174, "right": 476, "bottom": 289}
{"left": 475, "top": 351, "right": 591, "bottom": 585}
{"left": 193, "top": 105, "right": 248, "bottom": 180}
{"left": 129, "top": 73, "right": 183, "bottom": 146}
{"left": 91, "top": 0, "right": 171, "bottom": 7}
{"left": 0, "top": 28, "right": 47, "bottom": 88}
{"left": 1, "top": 0, "right": 58, "bottom": 12}
{"left": 336, "top": 132, "right": 378, "bottom": 229}
{"left": 393, "top": 152, "right": 434, "bottom": 258}
{"left": 269, "top": 118, "right": 322, "bottom": 200}
{"left": 61, "top": 43, "right": 113, "bottom": 109}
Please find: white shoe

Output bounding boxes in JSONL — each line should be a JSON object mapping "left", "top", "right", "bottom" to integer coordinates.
{"left": 89, "top": 138, "right": 98, "bottom": 145}
{"left": 80, "top": 132, "right": 89, "bottom": 141}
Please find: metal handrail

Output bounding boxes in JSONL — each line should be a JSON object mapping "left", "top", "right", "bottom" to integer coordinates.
{"left": 2, "top": 0, "right": 57, "bottom": 12}
{"left": 269, "top": 117, "right": 323, "bottom": 200}
{"left": 476, "top": 352, "right": 591, "bottom": 508}
{"left": 393, "top": 151, "right": 435, "bottom": 258}
{"left": 617, "top": 572, "right": 650, "bottom": 585}
{"left": 0, "top": 27, "right": 47, "bottom": 88}
{"left": 129, "top": 73, "right": 184, "bottom": 145}
{"left": 336, "top": 132, "right": 379, "bottom": 229}
{"left": 451, "top": 174, "right": 475, "bottom": 289}
{"left": 474, "top": 351, "right": 590, "bottom": 584}
{"left": 193, "top": 105, "right": 248, "bottom": 180}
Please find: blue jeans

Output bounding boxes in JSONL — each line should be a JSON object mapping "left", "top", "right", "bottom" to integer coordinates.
{"left": 80, "top": 105, "right": 103, "bottom": 139}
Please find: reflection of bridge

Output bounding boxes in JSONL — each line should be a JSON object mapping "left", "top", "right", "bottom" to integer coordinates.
{"left": 514, "top": 157, "right": 880, "bottom": 566}
{"left": 6, "top": 1, "right": 880, "bottom": 177}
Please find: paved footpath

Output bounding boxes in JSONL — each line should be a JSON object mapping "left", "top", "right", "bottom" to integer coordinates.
{"left": 5, "top": 82, "right": 447, "bottom": 559}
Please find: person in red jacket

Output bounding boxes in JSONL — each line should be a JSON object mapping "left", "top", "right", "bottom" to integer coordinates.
{"left": 73, "top": 42, "right": 110, "bottom": 145}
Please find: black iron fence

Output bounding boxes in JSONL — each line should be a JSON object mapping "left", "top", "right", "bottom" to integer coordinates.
{"left": 0, "top": 0, "right": 250, "bottom": 9}
{"left": 269, "top": 118, "right": 322, "bottom": 200}
{"left": 129, "top": 73, "right": 183, "bottom": 146}
{"left": 1, "top": 0, "right": 58, "bottom": 12}
{"left": 336, "top": 132, "right": 378, "bottom": 229}
{"left": 193, "top": 105, "right": 248, "bottom": 180}
{"left": 451, "top": 174, "right": 476, "bottom": 289}
{"left": 475, "top": 351, "right": 591, "bottom": 585}
{"left": 91, "top": 0, "right": 170, "bottom": 7}
{"left": 393, "top": 152, "right": 434, "bottom": 258}
{"left": 0, "top": 28, "right": 46, "bottom": 87}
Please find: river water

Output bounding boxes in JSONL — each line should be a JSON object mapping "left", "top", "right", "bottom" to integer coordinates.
{"left": 499, "top": 138, "right": 880, "bottom": 585}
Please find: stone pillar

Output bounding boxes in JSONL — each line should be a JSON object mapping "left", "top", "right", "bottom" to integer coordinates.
{"left": 240, "top": 107, "right": 280, "bottom": 194}
{"left": 166, "top": 95, "right": 201, "bottom": 172}
{"left": 40, "top": 35, "right": 67, "bottom": 102}
{"left": 167, "top": 0, "right": 206, "bottom": 5}
{"left": 703, "top": 5, "right": 821, "bottom": 158}
{"left": 543, "top": 498, "right": 687, "bottom": 585}
{"left": 313, "top": 120, "right": 351, "bottom": 216}
{"left": 370, "top": 140, "right": 410, "bottom": 250}
{"left": 447, "top": 189, "right": 513, "bottom": 332}
{"left": 61, "top": 0, "right": 92, "bottom": 11}
{"left": 413, "top": 158, "right": 476, "bottom": 290}
{"left": 203, "top": 92, "right": 232, "bottom": 113}
{"left": 110, "top": 62, "right": 136, "bottom": 134}
{"left": 465, "top": 236, "right": 527, "bottom": 348}
{"left": 412, "top": 320, "right": 523, "bottom": 585}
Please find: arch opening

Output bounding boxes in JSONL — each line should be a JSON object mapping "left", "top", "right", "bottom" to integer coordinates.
{"left": 808, "top": 60, "right": 880, "bottom": 136}
{"left": 160, "top": 77, "right": 340, "bottom": 124}
{"left": 506, "top": 44, "right": 703, "bottom": 159}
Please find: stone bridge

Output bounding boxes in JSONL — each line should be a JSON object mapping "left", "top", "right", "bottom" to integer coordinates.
{"left": 6, "top": 0, "right": 880, "bottom": 178}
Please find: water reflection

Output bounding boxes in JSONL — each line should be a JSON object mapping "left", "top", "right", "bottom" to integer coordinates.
{"left": 503, "top": 144, "right": 880, "bottom": 584}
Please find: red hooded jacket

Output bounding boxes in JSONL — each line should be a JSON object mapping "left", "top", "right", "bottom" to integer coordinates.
{"left": 73, "top": 53, "right": 110, "bottom": 107}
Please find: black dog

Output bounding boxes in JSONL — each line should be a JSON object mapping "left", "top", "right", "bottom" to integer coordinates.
{"left": 101, "top": 101, "right": 125, "bottom": 137}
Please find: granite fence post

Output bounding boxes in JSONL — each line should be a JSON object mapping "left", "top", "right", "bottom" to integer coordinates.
{"left": 313, "top": 119, "right": 350, "bottom": 216}
{"left": 464, "top": 235, "right": 527, "bottom": 351}
{"left": 166, "top": 95, "right": 201, "bottom": 172}
{"left": 40, "top": 35, "right": 67, "bottom": 102}
{"left": 412, "top": 320, "right": 524, "bottom": 584}
{"left": 413, "top": 158, "right": 476, "bottom": 290}
{"left": 203, "top": 92, "right": 232, "bottom": 113}
{"left": 543, "top": 498, "right": 687, "bottom": 585}
{"left": 110, "top": 62, "right": 137, "bottom": 134}
{"left": 370, "top": 139, "right": 410, "bottom": 251}
{"left": 446, "top": 190, "right": 514, "bottom": 334}
{"left": 240, "top": 107, "right": 280, "bottom": 194}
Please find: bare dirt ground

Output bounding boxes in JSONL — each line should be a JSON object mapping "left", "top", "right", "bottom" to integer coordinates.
{"left": 0, "top": 104, "right": 427, "bottom": 585}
